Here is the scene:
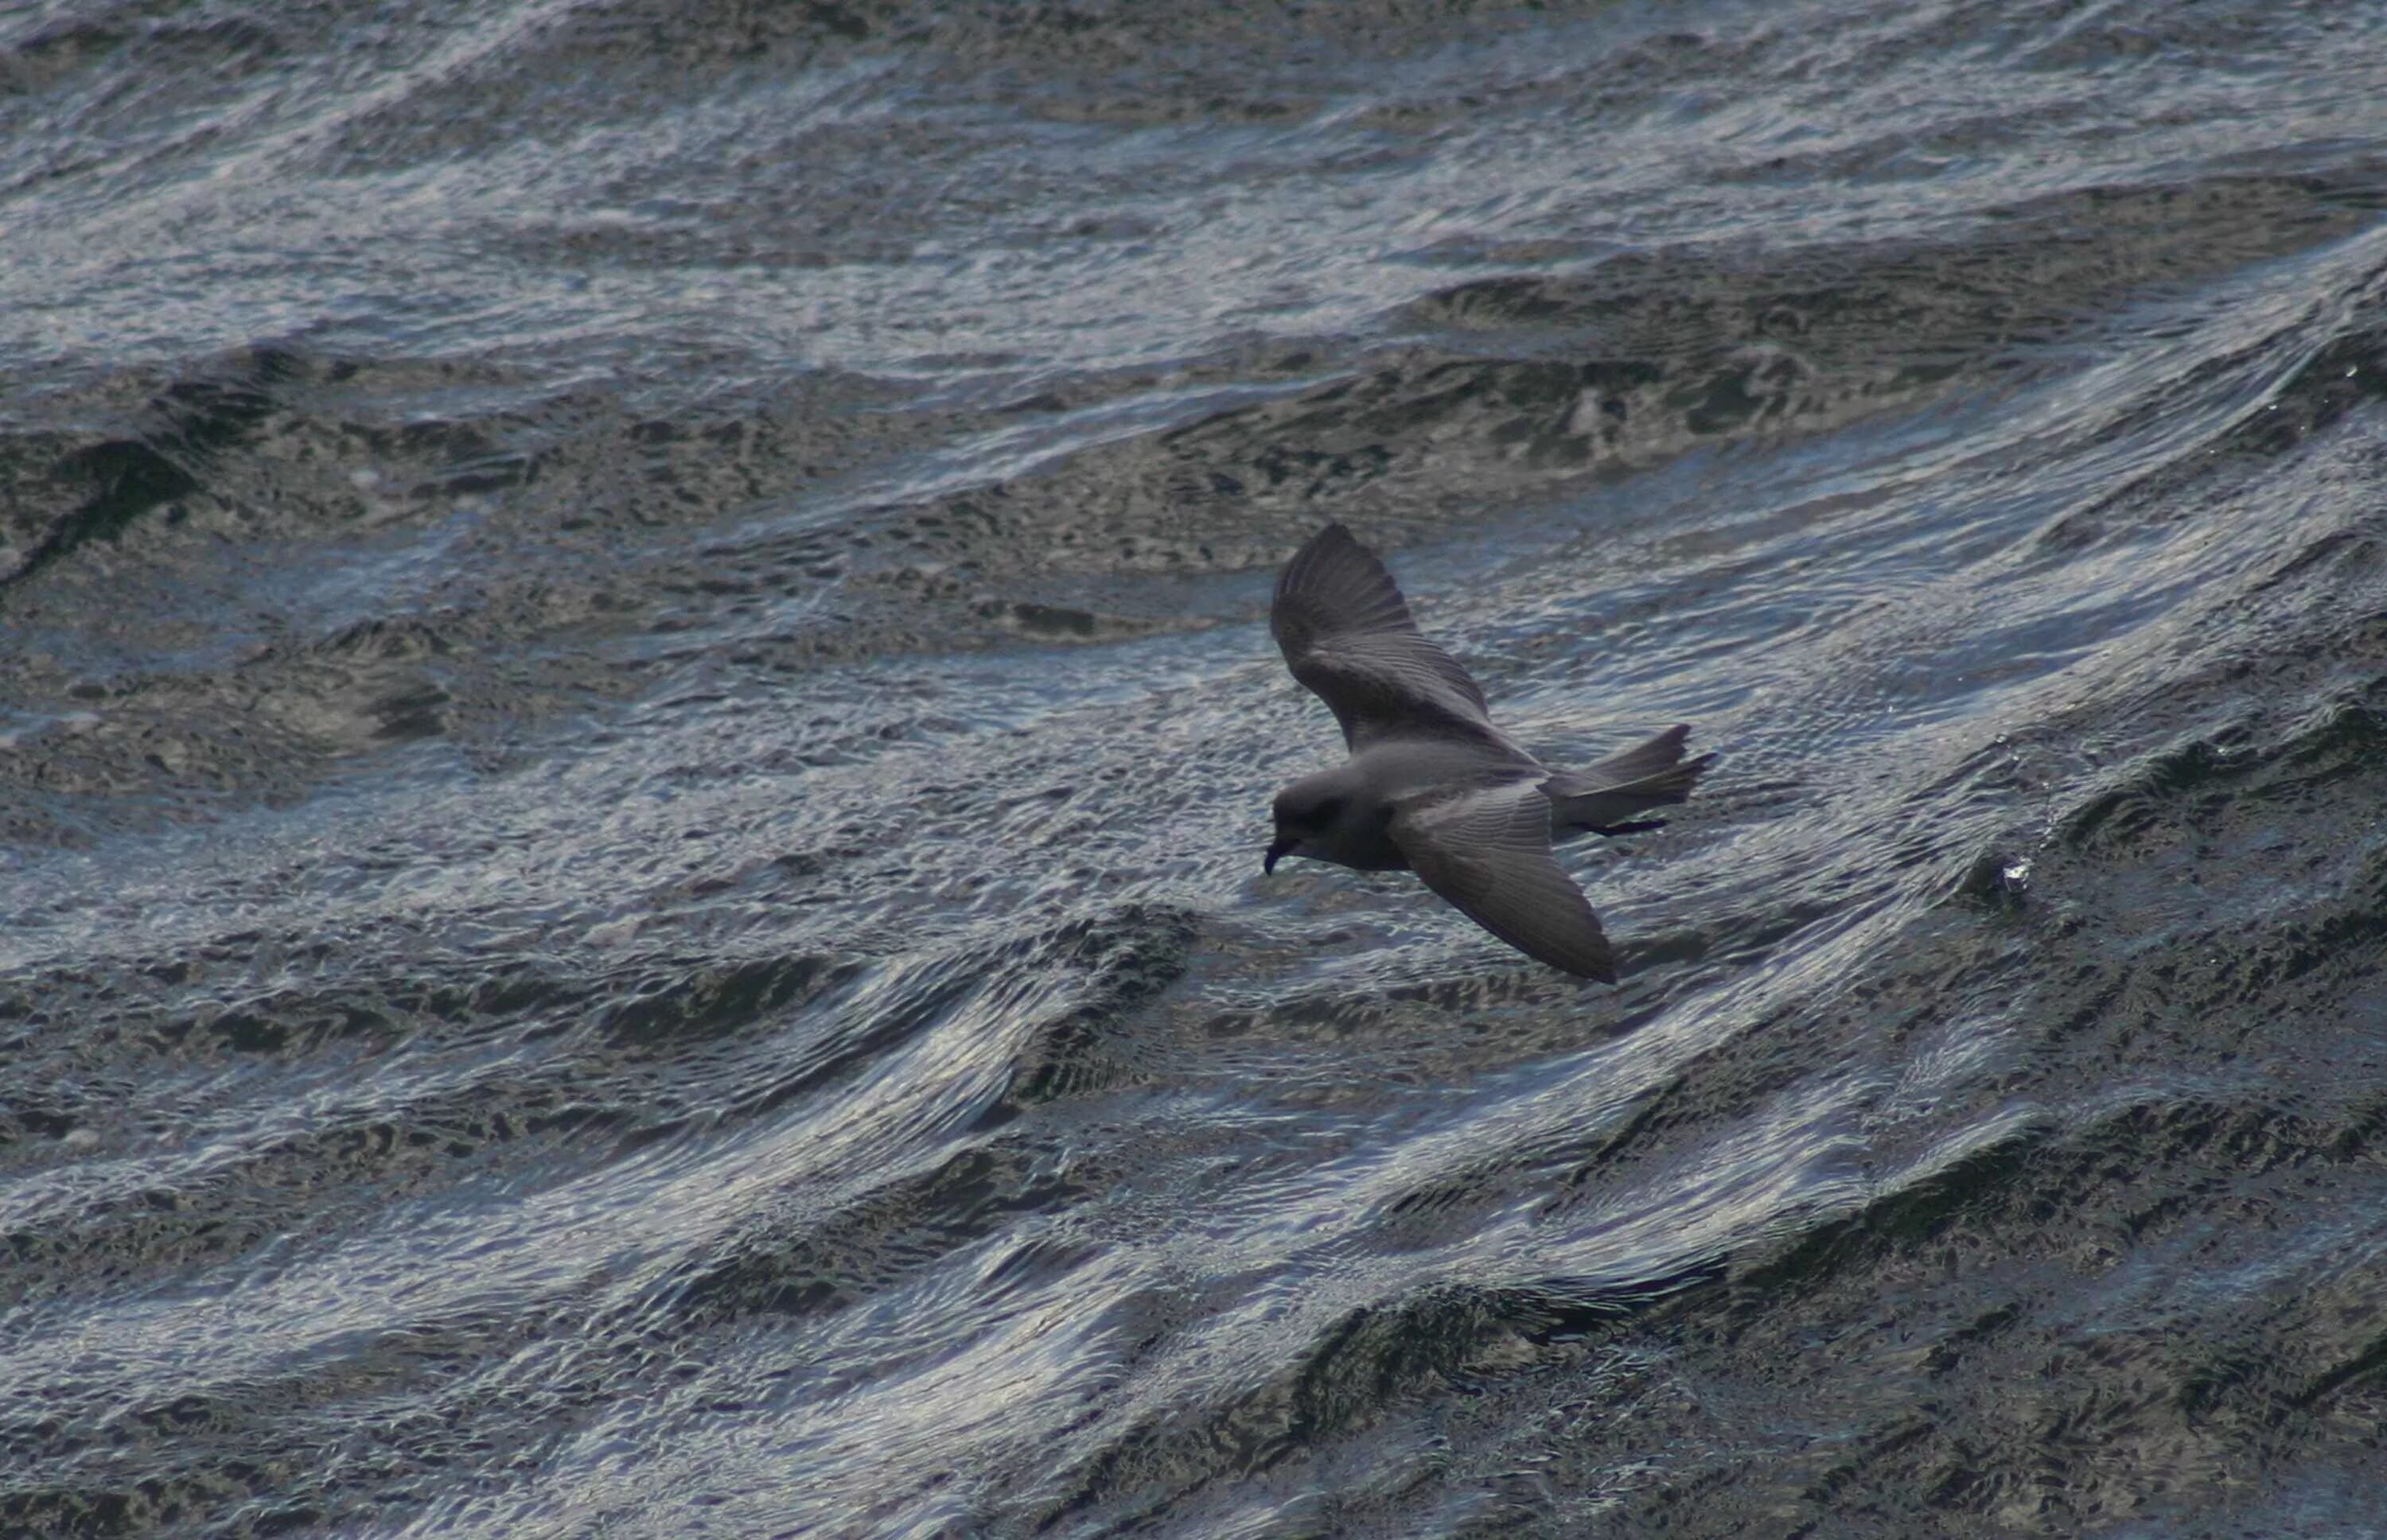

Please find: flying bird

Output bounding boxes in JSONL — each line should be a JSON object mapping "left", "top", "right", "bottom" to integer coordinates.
{"left": 1263, "top": 523, "right": 1712, "bottom": 981}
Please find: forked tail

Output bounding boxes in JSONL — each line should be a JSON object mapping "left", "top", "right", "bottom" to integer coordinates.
{"left": 1542, "top": 723, "right": 1715, "bottom": 837}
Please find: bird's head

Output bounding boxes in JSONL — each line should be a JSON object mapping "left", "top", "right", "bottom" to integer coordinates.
{"left": 1265, "top": 771, "right": 1354, "bottom": 874}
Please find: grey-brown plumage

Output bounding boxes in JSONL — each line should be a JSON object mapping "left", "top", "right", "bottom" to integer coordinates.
{"left": 1264, "top": 523, "right": 1713, "bottom": 982}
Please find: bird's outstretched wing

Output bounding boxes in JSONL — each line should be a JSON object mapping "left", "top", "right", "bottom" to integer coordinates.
{"left": 1391, "top": 779, "right": 1618, "bottom": 982}
{"left": 1271, "top": 523, "right": 1509, "bottom": 750}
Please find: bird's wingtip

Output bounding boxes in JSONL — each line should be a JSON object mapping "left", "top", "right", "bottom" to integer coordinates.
{"left": 1574, "top": 946, "right": 1621, "bottom": 985}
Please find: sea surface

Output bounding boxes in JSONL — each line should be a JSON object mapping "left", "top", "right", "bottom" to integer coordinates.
{"left": 6, "top": 2, "right": 2387, "bottom": 1535}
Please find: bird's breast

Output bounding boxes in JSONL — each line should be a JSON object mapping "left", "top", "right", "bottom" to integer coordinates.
{"left": 1325, "top": 829, "right": 1410, "bottom": 872}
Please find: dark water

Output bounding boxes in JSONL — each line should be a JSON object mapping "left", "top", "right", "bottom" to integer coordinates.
{"left": 6, "top": 1, "right": 2387, "bottom": 1534}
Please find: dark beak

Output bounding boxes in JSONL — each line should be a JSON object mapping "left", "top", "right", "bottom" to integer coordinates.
{"left": 1264, "top": 835, "right": 1295, "bottom": 875}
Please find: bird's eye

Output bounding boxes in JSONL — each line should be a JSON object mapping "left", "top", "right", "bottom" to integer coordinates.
{"left": 1314, "top": 796, "right": 1343, "bottom": 822}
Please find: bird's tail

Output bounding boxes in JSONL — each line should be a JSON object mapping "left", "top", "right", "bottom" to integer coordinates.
{"left": 1543, "top": 724, "right": 1715, "bottom": 836}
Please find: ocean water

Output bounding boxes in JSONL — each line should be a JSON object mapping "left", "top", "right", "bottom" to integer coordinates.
{"left": 6, "top": 1, "right": 2387, "bottom": 1534}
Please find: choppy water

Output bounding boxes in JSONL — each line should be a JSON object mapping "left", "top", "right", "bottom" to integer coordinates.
{"left": 6, "top": 2, "right": 2387, "bottom": 1535}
